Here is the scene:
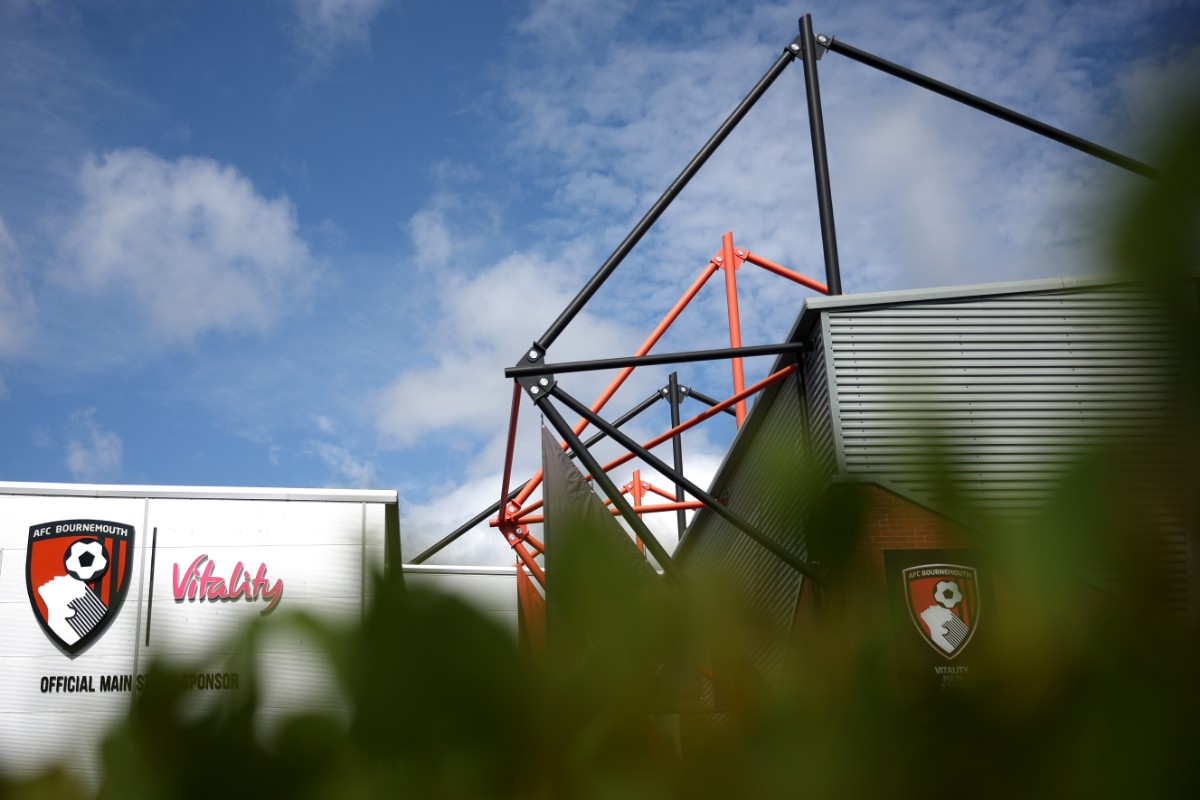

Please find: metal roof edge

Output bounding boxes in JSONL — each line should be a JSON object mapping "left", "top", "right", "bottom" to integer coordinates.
{"left": 0, "top": 480, "right": 398, "bottom": 504}
{"left": 800, "top": 274, "right": 1129, "bottom": 314}
{"left": 401, "top": 564, "right": 519, "bottom": 576}
{"left": 781, "top": 274, "right": 1158, "bottom": 347}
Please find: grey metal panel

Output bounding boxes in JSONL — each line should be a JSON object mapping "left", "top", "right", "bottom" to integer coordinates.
{"left": 401, "top": 566, "right": 519, "bottom": 634}
{"left": 817, "top": 314, "right": 846, "bottom": 475}
{"left": 824, "top": 284, "right": 1189, "bottom": 615}
{"left": 826, "top": 287, "right": 1175, "bottom": 509}
{"left": 803, "top": 321, "right": 838, "bottom": 481}
{"left": 802, "top": 274, "right": 1155, "bottom": 313}
{"left": 681, "top": 420, "right": 807, "bottom": 685}
{"left": 680, "top": 321, "right": 839, "bottom": 691}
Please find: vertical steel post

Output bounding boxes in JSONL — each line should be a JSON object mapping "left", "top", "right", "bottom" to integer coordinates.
{"left": 798, "top": 13, "right": 842, "bottom": 295}
{"left": 497, "top": 381, "right": 522, "bottom": 525}
{"left": 535, "top": 394, "right": 682, "bottom": 581}
{"left": 631, "top": 469, "right": 646, "bottom": 554}
{"left": 720, "top": 232, "right": 747, "bottom": 425}
{"left": 667, "top": 372, "right": 687, "bottom": 540}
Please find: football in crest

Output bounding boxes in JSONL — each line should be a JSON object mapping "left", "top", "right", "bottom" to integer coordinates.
{"left": 64, "top": 538, "right": 109, "bottom": 582}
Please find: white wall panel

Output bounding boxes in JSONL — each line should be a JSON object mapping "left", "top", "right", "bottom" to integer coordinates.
{"left": 0, "top": 495, "right": 146, "bottom": 779}
{"left": 402, "top": 566, "right": 519, "bottom": 634}
{"left": 0, "top": 485, "right": 397, "bottom": 782}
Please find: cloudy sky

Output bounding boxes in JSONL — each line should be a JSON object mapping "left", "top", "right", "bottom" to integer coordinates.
{"left": 1, "top": 0, "right": 1196, "bottom": 564}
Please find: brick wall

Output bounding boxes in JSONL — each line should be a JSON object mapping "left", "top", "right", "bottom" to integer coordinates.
{"left": 796, "top": 481, "right": 975, "bottom": 629}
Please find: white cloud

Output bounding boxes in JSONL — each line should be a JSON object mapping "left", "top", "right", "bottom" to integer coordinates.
{"left": 374, "top": 246, "right": 643, "bottom": 448}
{"left": 500, "top": 0, "right": 1195, "bottom": 305}
{"left": 404, "top": 165, "right": 498, "bottom": 269}
{"left": 0, "top": 214, "right": 35, "bottom": 359}
{"left": 514, "top": 0, "right": 635, "bottom": 55}
{"left": 400, "top": 470, "right": 523, "bottom": 566}
{"left": 407, "top": 206, "right": 455, "bottom": 267}
{"left": 59, "top": 149, "right": 318, "bottom": 344}
{"left": 64, "top": 407, "right": 122, "bottom": 482}
{"left": 306, "top": 440, "right": 378, "bottom": 488}
{"left": 288, "top": 0, "right": 388, "bottom": 65}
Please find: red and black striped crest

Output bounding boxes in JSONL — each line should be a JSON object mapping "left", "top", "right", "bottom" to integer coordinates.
{"left": 902, "top": 563, "right": 980, "bottom": 660}
{"left": 26, "top": 520, "right": 135, "bottom": 657}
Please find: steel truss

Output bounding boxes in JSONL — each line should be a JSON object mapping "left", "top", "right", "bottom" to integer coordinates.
{"left": 421, "top": 12, "right": 1166, "bottom": 606}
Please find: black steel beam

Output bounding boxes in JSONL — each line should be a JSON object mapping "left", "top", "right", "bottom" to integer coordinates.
{"left": 798, "top": 13, "right": 843, "bottom": 295}
{"left": 409, "top": 482, "right": 528, "bottom": 564}
{"left": 531, "top": 48, "right": 798, "bottom": 354}
{"left": 536, "top": 393, "right": 683, "bottom": 582}
{"left": 507, "top": 342, "right": 810, "bottom": 379}
{"left": 825, "top": 37, "right": 1164, "bottom": 182}
{"left": 668, "top": 372, "right": 687, "bottom": 539}
{"left": 549, "top": 385, "right": 824, "bottom": 584}
{"left": 578, "top": 390, "right": 663, "bottom": 452}
{"left": 420, "top": 389, "right": 666, "bottom": 563}
{"left": 683, "top": 385, "right": 738, "bottom": 416}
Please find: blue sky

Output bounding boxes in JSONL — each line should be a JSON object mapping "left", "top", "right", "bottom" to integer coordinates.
{"left": 1, "top": 0, "right": 1197, "bottom": 564}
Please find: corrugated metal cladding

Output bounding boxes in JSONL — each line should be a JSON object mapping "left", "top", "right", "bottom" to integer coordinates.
{"left": 803, "top": 322, "right": 838, "bottom": 481}
{"left": 680, "top": 322, "right": 836, "bottom": 688}
{"left": 825, "top": 285, "right": 1178, "bottom": 513}
{"left": 822, "top": 283, "right": 1191, "bottom": 615}
{"left": 679, "top": 278, "right": 1194, "bottom": 686}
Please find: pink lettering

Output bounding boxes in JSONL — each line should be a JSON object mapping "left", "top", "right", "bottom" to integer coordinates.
{"left": 172, "top": 554, "right": 283, "bottom": 614}
{"left": 254, "top": 563, "right": 284, "bottom": 615}
{"left": 200, "top": 559, "right": 225, "bottom": 600}
{"left": 173, "top": 554, "right": 209, "bottom": 601}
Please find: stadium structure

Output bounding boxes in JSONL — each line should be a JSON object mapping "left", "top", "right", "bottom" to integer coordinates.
{"left": 415, "top": 12, "right": 1195, "bottom": 712}
{"left": 1, "top": 12, "right": 1193, "bottom": 780}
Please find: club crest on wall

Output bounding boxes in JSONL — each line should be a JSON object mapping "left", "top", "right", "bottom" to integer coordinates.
{"left": 25, "top": 520, "right": 135, "bottom": 657}
{"left": 901, "top": 563, "right": 979, "bottom": 659}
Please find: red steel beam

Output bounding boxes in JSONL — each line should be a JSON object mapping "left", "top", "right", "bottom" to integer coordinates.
{"left": 498, "top": 241, "right": 812, "bottom": 536}
{"left": 510, "top": 498, "right": 545, "bottom": 522}
{"left": 742, "top": 250, "right": 829, "bottom": 294}
{"left": 514, "top": 501, "right": 707, "bottom": 525}
{"left": 595, "top": 364, "right": 796, "bottom": 477}
{"left": 631, "top": 469, "right": 646, "bottom": 553}
{"left": 719, "top": 232, "right": 747, "bottom": 426}
{"left": 642, "top": 482, "right": 680, "bottom": 502}
{"left": 509, "top": 259, "right": 721, "bottom": 509}
{"left": 507, "top": 480, "right": 680, "bottom": 524}
{"left": 513, "top": 540, "right": 545, "bottom": 587}
{"left": 502, "top": 524, "right": 545, "bottom": 587}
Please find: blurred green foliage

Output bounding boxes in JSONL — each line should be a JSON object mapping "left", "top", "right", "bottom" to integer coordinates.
{"left": 4, "top": 103, "right": 1199, "bottom": 800}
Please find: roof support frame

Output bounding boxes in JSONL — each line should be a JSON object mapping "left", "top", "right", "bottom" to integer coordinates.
{"left": 506, "top": 342, "right": 812, "bottom": 379}
{"left": 546, "top": 383, "right": 824, "bottom": 585}
{"left": 429, "top": 11, "right": 1170, "bottom": 566}
{"left": 533, "top": 390, "right": 685, "bottom": 583}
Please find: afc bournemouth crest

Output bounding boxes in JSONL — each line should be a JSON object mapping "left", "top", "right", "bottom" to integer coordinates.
{"left": 902, "top": 563, "right": 979, "bottom": 660}
{"left": 26, "top": 519, "right": 135, "bottom": 657}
